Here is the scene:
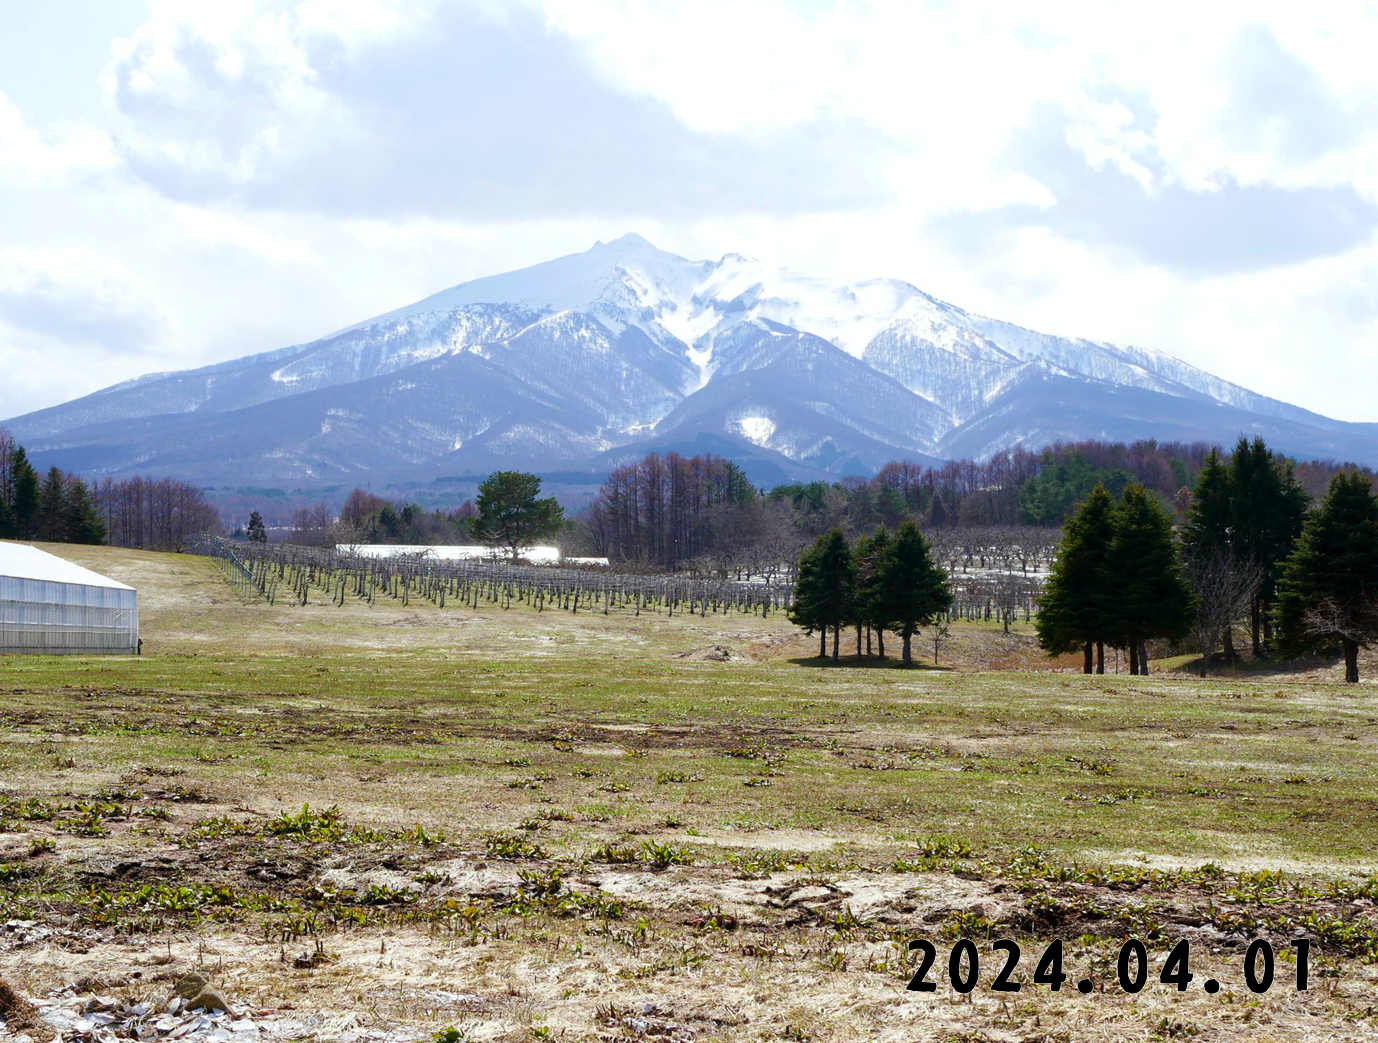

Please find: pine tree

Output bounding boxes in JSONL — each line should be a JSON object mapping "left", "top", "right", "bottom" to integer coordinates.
{"left": 1182, "top": 449, "right": 1232, "bottom": 559}
{"left": 246, "top": 511, "right": 268, "bottom": 543}
{"left": 872, "top": 521, "right": 951, "bottom": 667}
{"left": 1035, "top": 484, "right": 1118, "bottom": 673}
{"left": 1275, "top": 471, "right": 1378, "bottom": 683}
{"left": 1228, "top": 437, "right": 1308, "bottom": 655}
{"left": 1182, "top": 447, "right": 1243, "bottom": 665}
{"left": 38, "top": 466, "right": 68, "bottom": 542}
{"left": 853, "top": 526, "right": 891, "bottom": 659}
{"left": 472, "top": 471, "right": 564, "bottom": 561}
{"left": 876, "top": 486, "right": 907, "bottom": 528}
{"left": 789, "top": 529, "right": 854, "bottom": 662}
{"left": 64, "top": 478, "right": 107, "bottom": 546}
{"left": 10, "top": 446, "right": 39, "bottom": 539}
{"left": 1105, "top": 484, "right": 1195, "bottom": 674}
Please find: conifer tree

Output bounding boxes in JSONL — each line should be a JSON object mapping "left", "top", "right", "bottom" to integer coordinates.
{"left": 853, "top": 526, "right": 891, "bottom": 659}
{"left": 9, "top": 446, "right": 39, "bottom": 539}
{"left": 1182, "top": 449, "right": 1232, "bottom": 559}
{"left": 473, "top": 471, "right": 564, "bottom": 561}
{"left": 1035, "top": 484, "right": 1118, "bottom": 673}
{"left": 1275, "top": 471, "right": 1378, "bottom": 683}
{"left": 64, "top": 478, "right": 107, "bottom": 546}
{"left": 872, "top": 521, "right": 951, "bottom": 667}
{"left": 1182, "top": 447, "right": 1248, "bottom": 665}
{"left": 1228, "top": 437, "right": 1308, "bottom": 655}
{"left": 1105, "top": 484, "right": 1195, "bottom": 674}
{"left": 38, "top": 466, "right": 68, "bottom": 542}
{"left": 789, "top": 529, "right": 854, "bottom": 662}
{"left": 246, "top": 511, "right": 268, "bottom": 543}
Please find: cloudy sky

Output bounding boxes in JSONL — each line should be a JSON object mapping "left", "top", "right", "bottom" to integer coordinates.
{"left": 2, "top": 0, "right": 1377, "bottom": 423}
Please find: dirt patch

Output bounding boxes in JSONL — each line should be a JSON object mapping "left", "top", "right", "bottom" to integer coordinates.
{"left": 0, "top": 975, "right": 40, "bottom": 1034}
{"left": 671, "top": 644, "right": 752, "bottom": 663}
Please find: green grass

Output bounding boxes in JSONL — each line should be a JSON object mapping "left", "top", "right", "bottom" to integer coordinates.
{"left": 0, "top": 544, "right": 1375, "bottom": 868}
{"left": 5, "top": 544, "right": 1378, "bottom": 1041}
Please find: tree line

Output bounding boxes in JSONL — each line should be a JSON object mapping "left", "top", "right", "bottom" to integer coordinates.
{"left": 577, "top": 441, "right": 1372, "bottom": 573}
{"left": 268, "top": 473, "right": 566, "bottom": 562}
{"left": 1038, "top": 436, "right": 1378, "bottom": 682}
{"left": 0, "top": 428, "right": 220, "bottom": 550}
{"left": 0, "top": 431, "right": 105, "bottom": 544}
{"left": 274, "top": 487, "right": 480, "bottom": 548}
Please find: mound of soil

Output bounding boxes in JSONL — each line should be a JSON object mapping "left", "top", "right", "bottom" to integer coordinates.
{"left": 671, "top": 644, "right": 750, "bottom": 663}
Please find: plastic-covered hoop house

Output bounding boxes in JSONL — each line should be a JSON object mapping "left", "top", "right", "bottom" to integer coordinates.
{"left": 0, "top": 542, "right": 138, "bottom": 655}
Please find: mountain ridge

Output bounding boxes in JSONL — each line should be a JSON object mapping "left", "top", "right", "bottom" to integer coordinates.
{"left": 7, "top": 233, "right": 1377, "bottom": 487}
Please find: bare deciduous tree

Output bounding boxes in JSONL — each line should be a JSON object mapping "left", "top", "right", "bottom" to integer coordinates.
{"left": 1185, "top": 553, "right": 1265, "bottom": 677}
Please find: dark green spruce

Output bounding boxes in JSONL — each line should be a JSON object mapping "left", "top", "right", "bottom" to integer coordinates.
{"left": 1274, "top": 471, "right": 1378, "bottom": 683}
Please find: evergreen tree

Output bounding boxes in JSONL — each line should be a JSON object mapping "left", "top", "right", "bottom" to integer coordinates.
{"left": 10, "top": 446, "right": 39, "bottom": 539}
{"left": 246, "top": 511, "right": 268, "bottom": 543}
{"left": 853, "top": 526, "right": 891, "bottom": 659}
{"left": 876, "top": 486, "right": 907, "bottom": 528}
{"left": 1182, "top": 447, "right": 1242, "bottom": 663}
{"left": 38, "top": 466, "right": 68, "bottom": 542}
{"left": 789, "top": 529, "right": 854, "bottom": 662}
{"left": 872, "top": 521, "right": 951, "bottom": 667}
{"left": 1105, "top": 484, "right": 1195, "bottom": 674}
{"left": 64, "top": 478, "right": 107, "bottom": 546}
{"left": 1275, "top": 471, "right": 1378, "bottom": 683}
{"left": 1182, "top": 448, "right": 1232, "bottom": 559}
{"left": 0, "top": 492, "right": 11, "bottom": 539}
{"left": 1228, "top": 437, "right": 1308, "bottom": 655}
{"left": 1035, "top": 484, "right": 1118, "bottom": 673}
{"left": 472, "top": 471, "right": 564, "bottom": 561}
{"left": 1019, "top": 451, "right": 1134, "bottom": 525}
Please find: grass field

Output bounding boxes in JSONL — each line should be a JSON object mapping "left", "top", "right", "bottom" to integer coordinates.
{"left": 3, "top": 544, "right": 1378, "bottom": 1042}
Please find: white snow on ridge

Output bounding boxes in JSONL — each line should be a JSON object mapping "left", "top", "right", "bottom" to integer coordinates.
{"left": 20, "top": 231, "right": 1356, "bottom": 478}
{"left": 326, "top": 234, "right": 1256, "bottom": 428}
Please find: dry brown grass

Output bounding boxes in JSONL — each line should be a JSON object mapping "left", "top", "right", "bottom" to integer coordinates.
{"left": 2, "top": 544, "right": 1378, "bottom": 1041}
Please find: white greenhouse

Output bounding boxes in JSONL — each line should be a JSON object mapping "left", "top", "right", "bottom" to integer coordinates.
{"left": 0, "top": 542, "right": 138, "bottom": 655}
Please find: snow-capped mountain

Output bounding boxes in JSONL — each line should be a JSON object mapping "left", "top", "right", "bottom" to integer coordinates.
{"left": 7, "top": 233, "right": 1377, "bottom": 487}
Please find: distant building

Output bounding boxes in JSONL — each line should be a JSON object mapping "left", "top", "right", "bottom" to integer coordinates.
{"left": 0, "top": 542, "right": 139, "bottom": 655}
{"left": 336, "top": 544, "right": 609, "bottom": 567}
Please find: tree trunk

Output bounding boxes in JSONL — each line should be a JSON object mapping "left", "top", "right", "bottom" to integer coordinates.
{"left": 1223, "top": 626, "right": 1237, "bottom": 665}
{"left": 1096, "top": 642, "right": 1105, "bottom": 674}
{"left": 1250, "top": 597, "right": 1263, "bottom": 658}
{"left": 877, "top": 629, "right": 886, "bottom": 660}
{"left": 1345, "top": 639, "right": 1360, "bottom": 684}
{"left": 1128, "top": 638, "right": 1140, "bottom": 676}
{"left": 866, "top": 628, "right": 872, "bottom": 656}
{"left": 856, "top": 623, "right": 862, "bottom": 658}
{"left": 901, "top": 632, "right": 913, "bottom": 667}
{"left": 832, "top": 625, "right": 840, "bottom": 663}
{"left": 1083, "top": 642, "right": 1093, "bottom": 675}
{"left": 1139, "top": 638, "right": 1149, "bottom": 674}
{"left": 819, "top": 631, "right": 827, "bottom": 659}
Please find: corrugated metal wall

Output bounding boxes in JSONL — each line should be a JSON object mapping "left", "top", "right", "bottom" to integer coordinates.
{"left": 0, "top": 575, "right": 139, "bottom": 654}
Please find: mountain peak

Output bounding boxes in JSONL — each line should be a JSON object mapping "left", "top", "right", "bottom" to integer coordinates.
{"left": 600, "top": 232, "right": 657, "bottom": 251}
{"left": 6, "top": 238, "right": 1374, "bottom": 488}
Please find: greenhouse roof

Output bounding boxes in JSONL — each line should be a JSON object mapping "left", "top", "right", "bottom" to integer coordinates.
{"left": 0, "top": 542, "right": 135, "bottom": 591}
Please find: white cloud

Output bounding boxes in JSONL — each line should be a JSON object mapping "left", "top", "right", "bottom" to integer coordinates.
{"left": 0, "top": 91, "right": 116, "bottom": 185}
{"left": 171, "top": 204, "right": 320, "bottom": 264}
{"left": 0, "top": 0, "right": 1375, "bottom": 430}
{"left": 0, "top": 247, "right": 172, "bottom": 352}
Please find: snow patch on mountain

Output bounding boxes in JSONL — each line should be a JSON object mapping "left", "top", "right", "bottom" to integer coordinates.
{"left": 736, "top": 415, "right": 777, "bottom": 446}
{"left": 6, "top": 233, "right": 1374, "bottom": 484}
